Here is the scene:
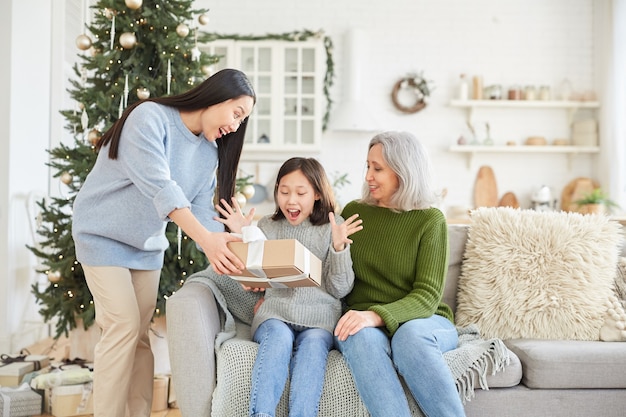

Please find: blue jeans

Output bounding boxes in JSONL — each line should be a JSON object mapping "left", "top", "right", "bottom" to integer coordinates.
{"left": 250, "top": 319, "right": 333, "bottom": 417}
{"left": 335, "top": 314, "right": 465, "bottom": 417}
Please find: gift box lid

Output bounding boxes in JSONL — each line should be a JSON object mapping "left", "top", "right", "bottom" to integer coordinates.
{"left": 0, "top": 354, "right": 50, "bottom": 374}
{"left": 0, "top": 362, "right": 34, "bottom": 377}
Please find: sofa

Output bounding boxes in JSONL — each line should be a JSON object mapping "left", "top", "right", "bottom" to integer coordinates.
{"left": 167, "top": 208, "right": 626, "bottom": 417}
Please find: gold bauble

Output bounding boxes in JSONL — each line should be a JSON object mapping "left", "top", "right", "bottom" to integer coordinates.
{"left": 87, "top": 129, "right": 101, "bottom": 145}
{"left": 119, "top": 32, "right": 137, "bottom": 49}
{"left": 47, "top": 270, "right": 62, "bottom": 283}
{"left": 201, "top": 65, "right": 214, "bottom": 76}
{"left": 176, "top": 23, "right": 190, "bottom": 38}
{"left": 125, "top": 0, "right": 143, "bottom": 10}
{"left": 75, "top": 34, "right": 93, "bottom": 50}
{"left": 137, "top": 87, "right": 150, "bottom": 100}
{"left": 60, "top": 172, "right": 73, "bottom": 185}
{"left": 235, "top": 192, "right": 247, "bottom": 208}
{"left": 198, "top": 14, "right": 210, "bottom": 25}
{"left": 241, "top": 184, "right": 255, "bottom": 200}
{"left": 103, "top": 8, "right": 114, "bottom": 20}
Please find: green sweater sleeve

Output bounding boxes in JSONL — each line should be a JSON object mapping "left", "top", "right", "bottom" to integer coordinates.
{"left": 342, "top": 202, "right": 453, "bottom": 335}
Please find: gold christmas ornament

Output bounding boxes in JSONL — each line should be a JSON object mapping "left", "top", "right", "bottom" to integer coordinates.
{"left": 103, "top": 8, "right": 114, "bottom": 20}
{"left": 242, "top": 184, "right": 256, "bottom": 200}
{"left": 125, "top": 0, "right": 143, "bottom": 10}
{"left": 87, "top": 129, "right": 101, "bottom": 145}
{"left": 198, "top": 14, "right": 210, "bottom": 25}
{"left": 235, "top": 192, "right": 247, "bottom": 208}
{"left": 119, "top": 32, "right": 137, "bottom": 49}
{"left": 176, "top": 23, "right": 190, "bottom": 38}
{"left": 201, "top": 65, "right": 214, "bottom": 76}
{"left": 60, "top": 172, "right": 73, "bottom": 185}
{"left": 75, "top": 34, "right": 93, "bottom": 50}
{"left": 137, "top": 87, "right": 150, "bottom": 100}
{"left": 47, "top": 270, "right": 62, "bottom": 283}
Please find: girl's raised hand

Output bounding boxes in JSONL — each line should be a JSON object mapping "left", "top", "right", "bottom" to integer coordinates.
{"left": 329, "top": 212, "right": 363, "bottom": 252}
{"left": 215, "top": 197, "right": 255, "bottom": 234}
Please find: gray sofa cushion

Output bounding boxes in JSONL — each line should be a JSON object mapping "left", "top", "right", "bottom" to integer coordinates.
{"left": 506, "top": 339, "right": 626, "bottom": 389}
{"left": 444, "top": 224, "right": 469, "bottom": 314}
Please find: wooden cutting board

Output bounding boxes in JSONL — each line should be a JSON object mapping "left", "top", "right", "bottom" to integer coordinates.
{"left": 474, "top": 166, "right": 498, "bottom": 208}
{"left": 498, "top": 191, "right": 520, "bottom": 208}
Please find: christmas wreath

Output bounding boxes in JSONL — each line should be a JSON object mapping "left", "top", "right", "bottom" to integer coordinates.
{"left": 391, "top": 72, "right": 434, "bottom": 114}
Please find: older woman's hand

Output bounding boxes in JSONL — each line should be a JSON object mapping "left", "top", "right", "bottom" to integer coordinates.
{"left": 334, "top": 310, "right": 384, "bottom": 341}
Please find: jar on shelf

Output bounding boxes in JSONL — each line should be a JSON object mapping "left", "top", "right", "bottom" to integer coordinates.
{"left": 458, "top": 74, "right": 469, "bottom": 100}
{"left": 539, "top": 85, "right": 551, "bottom": 100}
{"left": 487, "top": 85, "right": 502, "bottom": 100}
{"left": 523, "top": 85, "right": 536, "bottom": 100}
{"left": 472, "top": 75, "right": 483, "bottom": 100}
{"left": 507, "top": 86, "right": 521, "bottom": 100}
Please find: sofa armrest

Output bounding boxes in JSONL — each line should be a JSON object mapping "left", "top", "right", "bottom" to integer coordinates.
{"left": 167, "top": 281, "right": 221, "bottom": 417}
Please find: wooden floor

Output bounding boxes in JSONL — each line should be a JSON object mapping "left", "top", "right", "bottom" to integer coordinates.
{"left": 35, "top": 409, "right": 182, "bottom": 417}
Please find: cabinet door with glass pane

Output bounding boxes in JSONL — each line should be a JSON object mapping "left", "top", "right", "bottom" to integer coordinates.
{"left": 199, "top": 39, "right": 325, "bottom": 154}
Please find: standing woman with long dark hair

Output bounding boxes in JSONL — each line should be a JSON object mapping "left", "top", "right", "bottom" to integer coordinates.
{"left": 72, "top": 68, "right": 256, "bottom": 417}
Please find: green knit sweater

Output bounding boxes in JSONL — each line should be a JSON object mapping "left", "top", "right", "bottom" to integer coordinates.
{"left": 341, "top": 201, "right": 453, "bottom": 336}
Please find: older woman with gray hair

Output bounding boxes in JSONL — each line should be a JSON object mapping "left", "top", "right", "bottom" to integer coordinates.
{"left": 334, "top": 131, "right": 465, "bottom": 417}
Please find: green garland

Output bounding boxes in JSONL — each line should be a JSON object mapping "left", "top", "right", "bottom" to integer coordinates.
{"left": 199, "top": 29, "right": 335, "bottom": 131}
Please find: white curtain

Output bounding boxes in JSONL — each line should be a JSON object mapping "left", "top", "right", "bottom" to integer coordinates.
{"left": 597, "top": 0, "right": 626, "bottom": 211}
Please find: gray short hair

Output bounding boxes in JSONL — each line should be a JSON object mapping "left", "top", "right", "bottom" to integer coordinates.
{"left": 361, "top": 131, "right": 439, "bottom": 211}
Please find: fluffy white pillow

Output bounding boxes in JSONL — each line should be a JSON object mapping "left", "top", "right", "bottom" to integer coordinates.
{"left": 456, "top": 207, "right": 623, "bottom": 340}
{"left": 599, "top": 257, "right": 626, "bottom": 341}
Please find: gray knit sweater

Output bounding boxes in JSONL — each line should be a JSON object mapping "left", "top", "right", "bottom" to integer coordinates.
{"left": 250, "top": 215, "right": 355, "bottom": 335}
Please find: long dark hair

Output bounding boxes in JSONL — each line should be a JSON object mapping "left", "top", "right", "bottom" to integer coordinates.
{"left": 97, "top": 68, "right": 256, "bottom": 206}
{"left": 271, "top": 157, "right": 337, "bottom": 225}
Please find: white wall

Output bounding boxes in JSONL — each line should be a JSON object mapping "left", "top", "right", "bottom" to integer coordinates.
{"left": 0, "top": 0, "right": 52, "bottom": 353}
{"left": 198, "top": 0, "right": 608, "bottom": 216}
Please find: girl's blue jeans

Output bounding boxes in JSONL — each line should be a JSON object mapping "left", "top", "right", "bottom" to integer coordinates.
{"left": 250, "top": 318, "right": 333, "bottom": 417}
{"left": 335, "top": 314, "right": 466, "bottom": 417}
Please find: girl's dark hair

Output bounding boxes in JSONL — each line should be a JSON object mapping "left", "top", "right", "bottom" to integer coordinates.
{"left": 97, "top": 68, "right": 256, "bottom": 207}
{"left": 271, "top": 157, "right": 336, "bottom": 225}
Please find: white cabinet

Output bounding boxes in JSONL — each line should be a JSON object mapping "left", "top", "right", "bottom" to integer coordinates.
{"left": 448, "top": 99, "right": 600, "bottom": 168}
{"left": 200, "top": 39, "right": 326, "bottom": 158}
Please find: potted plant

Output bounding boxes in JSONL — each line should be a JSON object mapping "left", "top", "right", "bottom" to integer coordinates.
{"left": 574, "top": 188, "right": 620, "bottom": 215}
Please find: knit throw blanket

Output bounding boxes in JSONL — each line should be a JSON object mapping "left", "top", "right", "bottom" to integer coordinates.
{"left": 186, "top": 273, "right": 510, "bottom": 406}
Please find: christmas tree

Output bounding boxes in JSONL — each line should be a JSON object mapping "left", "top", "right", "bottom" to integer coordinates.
{"left": 28, "top": 0, "right": 222, "bottom": 339}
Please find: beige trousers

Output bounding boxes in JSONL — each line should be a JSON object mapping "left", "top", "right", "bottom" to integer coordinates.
{"left": 83, "top": 266, "right": 160, "bottom": 417}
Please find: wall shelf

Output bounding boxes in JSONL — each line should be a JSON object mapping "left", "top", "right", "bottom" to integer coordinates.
{"left": 449, "top": 99, "right": 600, "bottom": 124}
{"left": 449, "top": 145, "right": 600, "bottom": 169}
